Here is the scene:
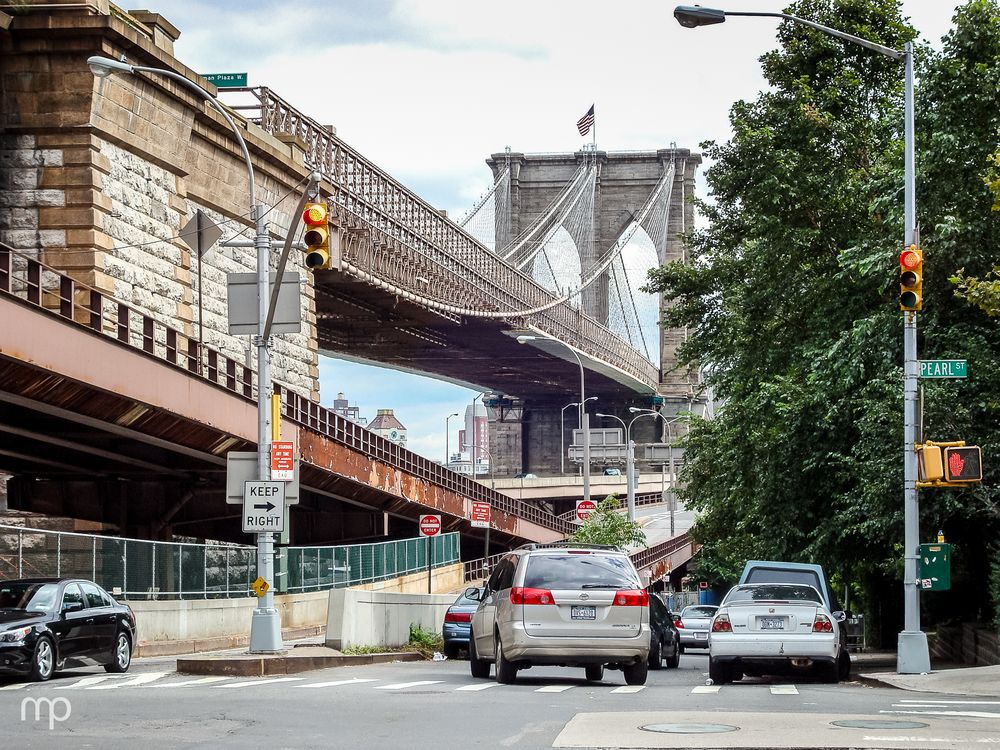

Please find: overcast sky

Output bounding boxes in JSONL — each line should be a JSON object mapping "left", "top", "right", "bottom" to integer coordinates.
{"left": 146, "top": 0, "right": 965, "bottom": 462}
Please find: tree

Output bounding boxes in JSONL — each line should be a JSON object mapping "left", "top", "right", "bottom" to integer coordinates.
{"left": 647, "top": 0, "right": 1000, "bottom": 642}
{"left": 570, "top": 495, "right": 647, "bottom": 549}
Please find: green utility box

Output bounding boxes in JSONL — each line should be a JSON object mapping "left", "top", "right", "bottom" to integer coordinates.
{"left": 918, "top": 543, "right": 952, "bottom": 591}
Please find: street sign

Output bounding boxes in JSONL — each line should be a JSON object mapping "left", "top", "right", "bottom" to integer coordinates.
{"left": 418, "top": 514, "right": 441, "bottom": 537}
{"left": 251, "top": 576, "right": 270, "bottom": 597}
{"left": 575, "top": 499, "right": 597, "bottom": 522}
{"left": 227, "top": 272, "right": 302, "bottom": 335}
{"left": 242, "top": 481, "right": 286, "bottom": 533}
{"left": 920, "top": 359, "right": 967, "bottom": 379}
{"left": 177, "top": 209, "right": 223, "bottom": 258}
{"left": 202, "top": 72, "right": 248, "bottom": 88}
{"left": 271, "top": 441, "right": 295, "bottom": 481}
{"left": 226, "top": 452, "right": 299, "bottom": 504}
{"left": 470, "top": 502, "right": 491, "bottom": 529}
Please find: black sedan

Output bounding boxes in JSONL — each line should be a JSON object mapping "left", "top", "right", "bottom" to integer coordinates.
{"left": 0, "top": 578, "right": 136, "bottom": 681}
{"left": 648, "top": 593, "right": 681, "bottom": 669}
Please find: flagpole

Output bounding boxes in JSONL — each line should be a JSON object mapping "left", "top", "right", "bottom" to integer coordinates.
{"left": 592, "top": 105, "right": 596, "bottom": 148}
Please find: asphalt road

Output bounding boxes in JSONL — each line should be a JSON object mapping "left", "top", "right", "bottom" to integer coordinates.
{"left": 3, "top": 650, "right": 999, "bottom": 749}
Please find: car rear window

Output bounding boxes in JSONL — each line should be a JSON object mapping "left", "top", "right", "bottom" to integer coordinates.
{"left": 726, "top": 584, "right": 822, "bottom": 604}
{"left": 523, "top": 554, "right": 640, "bottom": 590}
{"left": 744, "top": 567, "right": 822, "bottom": 591}
{"left": 683, "top": 606, "right": 718, "bottom": 617}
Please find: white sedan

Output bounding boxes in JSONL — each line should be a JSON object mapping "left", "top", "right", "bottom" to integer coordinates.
{"left": 708, "top": 583, "right": 847, "bottom": 684}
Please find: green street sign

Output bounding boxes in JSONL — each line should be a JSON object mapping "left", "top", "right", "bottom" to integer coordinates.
{"left": 919, "top": 543, "right": 951, "bottom": 591}
{"left": 919, "top": 360, "right": 967, "bottom": 379}
{"left": 202, "top": 72, "right": 248, "bottom": 88}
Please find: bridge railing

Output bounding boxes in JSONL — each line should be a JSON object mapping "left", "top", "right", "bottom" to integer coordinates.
{"left": 222, "top": 87, "right": 660, "bottom": 389}
{"left": 0, "top": 244, "right": 573, "bottom": 536}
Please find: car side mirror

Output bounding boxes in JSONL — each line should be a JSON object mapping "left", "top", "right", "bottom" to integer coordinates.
{"left": 62, "top": 601, "right": 84, "bottom": 615}
{"left": 832, "top": 610, "right": 847, "bottom": 623}
{"left": 465, "top": 587, "right": 482, "bottom": 601}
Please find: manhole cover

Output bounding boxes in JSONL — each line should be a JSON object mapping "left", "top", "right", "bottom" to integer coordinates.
{"left": 641, "top": 723, "right": 739, "bottom": 734}
{"left": 832, "top": 720, "right": 930, "bottom": 730}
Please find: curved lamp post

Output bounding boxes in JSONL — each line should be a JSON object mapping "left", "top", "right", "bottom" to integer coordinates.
{"left": 88, "top": 55, "right": 282, "bottom": 652}
{"left": 445, "top": 412, "right": 459, "bottom": 467}
{"left": 517, "top": 335, "right": 591, "bottom": 503}
{"left": 672, "top": 6, "right": 925, "bottom": 673}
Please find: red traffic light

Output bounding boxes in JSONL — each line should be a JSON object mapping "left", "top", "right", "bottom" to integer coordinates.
{"left": 302, "top": 202, "right": 328, "bottom": 226}
{"left": 899, "top": 244, "right": 923, "bottom": 311}
{"left": 899, "top": 248, "right": 920, "bottom": 269}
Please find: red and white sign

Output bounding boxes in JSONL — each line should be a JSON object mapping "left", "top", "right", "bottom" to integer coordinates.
{"left": 271, "top": 441, "right": 295, "bottom": 481}
{"left": 470, "top": 502, "right": 491, "bottom": 529}
{"left": 419, "top": 514, "right": 441, "bottom": 537}
{"left": 576, "top": 499, "right": 598, "bottom": 522}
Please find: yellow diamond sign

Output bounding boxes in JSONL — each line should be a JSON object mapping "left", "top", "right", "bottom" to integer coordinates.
{"left": 251, "top": 576, "right": 269, "bottom": 598}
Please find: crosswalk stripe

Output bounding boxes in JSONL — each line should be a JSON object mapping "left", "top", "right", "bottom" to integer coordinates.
{"left": 770, "top": 684, "right": 798, "bottom": 695}
{"left": 57, "top": 674, "right": 128, "bottom": 689}
{"left": 898, "top": 699, "right": 1000, "bottom": 705}
{"left": 610, "top": 686, "right": 646, "bottom": 694}
{"left": 151, "top": 677, "right": 231, "bottom": 688}
{"left": 691, "top": 685, "right": 721, "bottom": 693}
{"left": 375, "top": 681, "right": 443, "bottom": 690}
{"left": 0, "top": 683, "right": 30, "bottom": 690}
{"left": 882, "top": 709, "right": 1000, "bottom": 719}
{"left": 88, "top": 672, "right": 168, "bottom": 689}
{"left": 216, "top": 677, "right": 304, "bottom": 689}
{"left": 296, "top": 679, "right": 379, "bottom": 689}
{"left": 536, "top": 685, "right": 574, "bottom": 693}
{"left": 454, "top": 683, "right": 500, "bottom": 692}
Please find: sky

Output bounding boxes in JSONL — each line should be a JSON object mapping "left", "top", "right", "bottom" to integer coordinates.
{"left": 145, "top": 0, "right": 966, "bottom": 462}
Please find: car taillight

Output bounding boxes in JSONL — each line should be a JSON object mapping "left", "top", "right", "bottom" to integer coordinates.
{"left": 612, "top": 589, "right": 648, "bottom": 606}
{"left": 673, "top": 618, "right": 684, "bottom": 628}
{"left": 711, "top": 614, "right": 732, "bottom": 632}
{"left": 510, "top": 587, "right": 553, "bottom": 605}
{"left": 812, "top": 614, "right": 833, "bottom": 633}
{"left": 444, "top": 611, "right": 472, "bottom": 623}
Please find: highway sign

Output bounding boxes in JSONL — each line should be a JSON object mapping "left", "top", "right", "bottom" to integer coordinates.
{"left": 920, "top": 359, "right": 967, "bottom": 378}
{"left": 470, "top": 502, "right": 491, "bottom": 529}
{"left": 271, "top": 441, "right": 295, "bottom": 481}
{"left": 226, "top": 451, "right": 299, "bottom": 504}
{"left": 242, "top": 481, "right": 285, "bottom": 533}
{"left": 576, "top": 499, "right": 597, "bottom": 522}
{"left": 251, "top": 576, "right": 270, "bottom": 597}
{"left": 418, "top": 514, "right": 441, "bottom": 537}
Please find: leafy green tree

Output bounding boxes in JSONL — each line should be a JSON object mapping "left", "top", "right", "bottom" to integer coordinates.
{"left": 648, "top": 0, "right": 1000, "bottom": 642}
{"left": 570, "top": 495, "right": 647, "bottom": 549}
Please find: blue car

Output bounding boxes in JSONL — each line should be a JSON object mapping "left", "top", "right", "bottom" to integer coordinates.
{"left": 442, "top": 588, "right": 482, "bottom": 659}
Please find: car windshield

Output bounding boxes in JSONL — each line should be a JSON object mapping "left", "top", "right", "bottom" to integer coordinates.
{"left": 682, "top": 606, "right": 718, "bottom": 617}
{"left": 725, "top": 584, "right": 822, "bottom": 604}
{"left": 0, "top": 582, "right": 59, "bottom": 612}
{"left": 524, "top": 554, "right": 640, "bottom": 590}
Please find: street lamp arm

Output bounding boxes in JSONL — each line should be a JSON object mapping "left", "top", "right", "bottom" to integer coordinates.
{"left": 743, "top": 12, "right": 904, "bottom": 60}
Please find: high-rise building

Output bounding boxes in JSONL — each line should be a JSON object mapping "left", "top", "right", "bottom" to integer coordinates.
{"left": 457, "top": 399, "right": 489, "bottom": 474}
{"left": 369, "top": 408, "right": 407, "bottom": 448}
{"left": 331, "top": 392, "right": 366, "bottom": 426}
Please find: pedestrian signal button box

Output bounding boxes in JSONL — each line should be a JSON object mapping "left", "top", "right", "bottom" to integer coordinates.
{"left": 918, "top": 543, "right": 951, "bottom": 591}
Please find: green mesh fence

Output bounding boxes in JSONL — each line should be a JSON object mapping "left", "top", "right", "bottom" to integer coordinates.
{"left": 0, "top": 525, "right": 459, "bottom": 599}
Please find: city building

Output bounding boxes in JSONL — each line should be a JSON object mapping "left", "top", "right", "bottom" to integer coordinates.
{"left": 330, "top": 392, "right": 366, "bottom": 426}
{"left": 368, "top": 408, "right": 407, "bottom": 448}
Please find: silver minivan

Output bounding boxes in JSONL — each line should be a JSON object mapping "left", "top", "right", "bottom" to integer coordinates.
{"left": 467, "top": 543, "right": 650, "bottom": 685}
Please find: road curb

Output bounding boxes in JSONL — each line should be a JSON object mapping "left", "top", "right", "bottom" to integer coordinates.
{"left": 176, "top": 651, "right": 424, "bottom": 677}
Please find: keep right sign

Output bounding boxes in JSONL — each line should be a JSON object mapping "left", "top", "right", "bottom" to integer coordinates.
{"left": 576, "top": 499, "right": 597, "bottom": 522}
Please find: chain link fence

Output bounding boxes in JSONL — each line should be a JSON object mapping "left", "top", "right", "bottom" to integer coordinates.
{"left": 0, "top": 524, "right": 460, "bottom": 600}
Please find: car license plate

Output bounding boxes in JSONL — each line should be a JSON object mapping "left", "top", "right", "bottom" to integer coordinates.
{"left": 696, "top": 632, "right": 708, "bottom": 640}
{"left": 571, "top": 606, "right": 596, "bottom": 620}
{"left": 760, "top": 617, "right": 784, "bottom": 630}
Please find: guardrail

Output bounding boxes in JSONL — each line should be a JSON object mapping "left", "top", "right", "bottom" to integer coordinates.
{"left": 0, "top": 523, "right": 460, "bottom": 599}
{"left": 0, "top": 244, "right": 573, "bottom": 536}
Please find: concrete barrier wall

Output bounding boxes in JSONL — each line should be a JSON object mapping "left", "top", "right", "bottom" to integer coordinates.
{"left": 326, "top": 589, "right": 459, "bottom": 650}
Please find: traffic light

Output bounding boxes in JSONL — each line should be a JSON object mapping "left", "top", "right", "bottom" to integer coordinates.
{"left": 943, "top": 445, "right": 982, "bottom": 482}
{"left": 899, "top": 244, "right": 922, "bottom": 311}
{"left": 303, "top": 201, "right": 331, "bottom": 270}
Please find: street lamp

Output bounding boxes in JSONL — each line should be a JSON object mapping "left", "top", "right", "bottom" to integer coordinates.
{"left": 633, "top": 409, "right": 687, "bottom": 537}
{"left": 516, "top": 335, "right": 591, "bottom": 504}
{"left": 463, "top": 443, "right": 496, "bottom": 561}
{"left": 445, "top": 412, "right": 459, "bottom": 467}
{"left": 673, "top": 6, "right": 925, "bottom": 674}
{"left": 562, "top": 397, "right": 597, "bottom": 475}
{"left": 595, "top": 410, "right": 656, "bottom": 522}
{"left": 88, "top": 55, "right": 283, "bottom": 652}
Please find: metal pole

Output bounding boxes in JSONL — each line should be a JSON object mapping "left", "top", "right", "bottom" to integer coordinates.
{"left": 898, "top": 41, "right": 929, "bottom": 674}
{"left": 667, "top": 424, "right": 676, "bottom": 537}
{"left": 626, "top": 436, "right": 636, "bottom": 521}
{"left": 427, "top": 535, "right": 432, "bottom": 594}
{"left": 579, "top": 360, "right": 591, "bottom": 504}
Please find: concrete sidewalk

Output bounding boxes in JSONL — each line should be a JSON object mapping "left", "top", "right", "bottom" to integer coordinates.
{"left": 852, "top": 651, "right": 1000, "bottom": 697}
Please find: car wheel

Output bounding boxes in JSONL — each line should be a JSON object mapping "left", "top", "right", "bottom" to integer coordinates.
{"left": 104, "top": 631, "right": 132, "bottom": 673}
{"left": 708, "top": 656, "right": 731, "bottom": 685}
{"left": 29, "top": 636, "right": 55, "bottom": 682}
{"left": 494, "top": 635, "right": 517, "bottom": 684}
{"left": 666, "top": 640, "right": 680, "bottom": 669}
{"left": 468, "top": 630, "right": 491, "bottom": 679}
{"left": 818, "top": 661, "right": 840, "bottom": 684}
{"left": 623, "top": 659, "right": 648, "bottom": 686}
{"left": 584, "top": 664, "right": 604, "bottom": 682}
{"left": 648, "top": 636, "right": 663, "bottom": 670}
{"left": 837, "top": 648, "right": 851, "bottom": 681}
{"left": 443, "top": 642, "right": 460, "bottom": 660}
{"left": 678, "top": 644, "right": 686, "bottom": 654}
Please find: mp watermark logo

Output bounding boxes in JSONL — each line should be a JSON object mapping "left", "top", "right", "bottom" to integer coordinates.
{"left": 21, "top": 696, "right": 72, "bottom": 730}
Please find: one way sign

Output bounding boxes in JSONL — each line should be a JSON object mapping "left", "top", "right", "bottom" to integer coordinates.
{"left": 242, "top": 481, "right": 286, "bottom": 533}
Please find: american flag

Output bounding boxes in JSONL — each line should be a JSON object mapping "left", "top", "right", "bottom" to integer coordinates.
{"left": 577, "top": 105, "right": 595, "bottom": 137}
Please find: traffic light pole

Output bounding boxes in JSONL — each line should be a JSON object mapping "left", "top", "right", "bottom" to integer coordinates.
{"left": 898, "top": 41, "right": 930, "bottom": 674}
